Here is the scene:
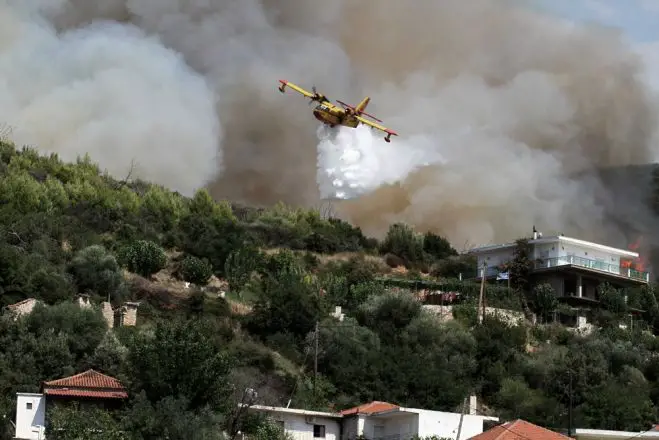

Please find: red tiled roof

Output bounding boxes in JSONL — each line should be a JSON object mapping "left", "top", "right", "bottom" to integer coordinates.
{"left": 468, "top": 420, "right": 573, "bottom": 440}
{"left": 340, "top": 401, "right": 399, "bottom": 416}
{"left": 44, "top": 389, "right": 128, "bottom": 399}
{"left": 42, "top": 370, "right": 128, "bottom": 399}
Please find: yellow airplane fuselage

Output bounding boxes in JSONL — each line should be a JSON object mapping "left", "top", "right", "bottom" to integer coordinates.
{"left": 312, "top": 102, "right": 359, "bottom": 128}
{"left": 277, "top": 79, "right": 397, "bottom": 142}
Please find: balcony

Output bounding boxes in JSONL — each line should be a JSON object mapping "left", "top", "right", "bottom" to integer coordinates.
{"left": 534, "top": 256, "right": 649, "bottom": 282}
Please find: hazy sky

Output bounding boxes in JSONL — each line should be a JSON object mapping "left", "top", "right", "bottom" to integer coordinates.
{"left": 541, "top": 0, "right": 659, "bottom": 42}
{"left": 538, "top": 0, "right": 659, "bottom": 91}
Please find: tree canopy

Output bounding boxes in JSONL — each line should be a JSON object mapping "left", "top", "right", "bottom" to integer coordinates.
{"left": 0, "top": 142, "right": 658, "bottom": 438}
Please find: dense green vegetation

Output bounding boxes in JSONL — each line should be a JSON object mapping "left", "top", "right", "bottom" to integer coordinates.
{"left": 1, "top": 142, "right": 659, "bottom": 439}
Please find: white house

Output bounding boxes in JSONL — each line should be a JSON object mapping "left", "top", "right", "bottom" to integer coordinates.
{"left": 14, "top": 393, "right": 46, "bottom": 440}
{"left": 247, "top": 405, "right": 343, "bottom": 440}
{"left": 248, "top": 400, "right": 499, "bottom": 440}
{"left": 574, "top": 428, "right": 659, "bottom": 439}
{"left": 467, "top": 230, "right": 650, "bottom": 330}
{"left": 469, "top": 233, "right": 648, "bottom": 284}
{"left": 14, "top": 370, "right": 129, "bottom": 440}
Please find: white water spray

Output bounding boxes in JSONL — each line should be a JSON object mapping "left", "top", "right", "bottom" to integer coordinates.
{"left": 316, "top": 124, "right": 444, "bottom": 200}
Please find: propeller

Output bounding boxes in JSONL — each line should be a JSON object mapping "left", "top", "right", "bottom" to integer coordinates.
{"left": 309, "top": 85, "right": 323, "bottom": 105}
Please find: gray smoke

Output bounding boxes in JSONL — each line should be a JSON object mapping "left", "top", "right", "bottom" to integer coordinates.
{"left": 2, "top": 0, "right": 658, "bottom": 248}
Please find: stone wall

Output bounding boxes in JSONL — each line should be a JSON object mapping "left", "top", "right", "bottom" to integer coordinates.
{"left": 102, "top": 302, "right": 114, "bottom": 329}
{"left": 122, "top": 302, "right": 139, "bottom": 327}
{"left": 6, "top": 298, "right": 40, "bottom": 318}
{"left": 423, "top": 304, "right": 526, "bottom": 326}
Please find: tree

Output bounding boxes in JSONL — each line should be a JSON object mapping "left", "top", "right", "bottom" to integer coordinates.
{"left": 126, "top": 319, "right": 233, "bottom": 412}
{"left": 311, "top": 318, "right": 382, "bottom": 405}
{"left": 247, "top": 267, "right": 324, "bottom": 343}
{"left": 431, "top": 254, "right": 476, "bottom": 278}
{"left": 28, "top": 268, "right": 75, "bottom": 304}
{"left": 422, "top": 231, "right": 457, "bottom": 261}
{"left": 69, "top": 245, "right": 123, "bottom": 300}
{"left": 121, "top": 392, "right": 225, "bottom": 440}
{"left": 507, "top": 238, "right": 534, "bottom": 321}
{"left": 380, "top": 223, "right": 424, "bottom": 266}
{"left": 252, "top": 419, "right": 293, "bottom": 440}
{"left": 224, "top": 246, "right": 263, "bottom": 293}
{"left": 47, "top": 402, "right": 123, "bottom": 440}
{"left": 26, "top": 302, "right": 108, "bottom": 365}
{"left": 598, "top": 283, "right": 628, "bottom": 318}
{"left": 533, "top": 283, "right": 558, "bottom": 323}
{"left": 118, "top": 240, "right": 167, "bottom": 278}
{"left": 579, "top": 376, "right": 656, "bottom": 431}
{"left": 394, "top": 318, "right": 477, "bottom": 410}
{"left": 356, "top": 290, "right": 422, "bottom": 343}
{"left": 178, "top": 255, "right": 213, "bottom": 286}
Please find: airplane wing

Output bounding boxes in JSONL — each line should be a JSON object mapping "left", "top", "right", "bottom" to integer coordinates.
{"left": 356, "top": 115, "right": 398, "bottom": 139}
{"left": 278, "top": 80, "right": 315, "bottom": 99}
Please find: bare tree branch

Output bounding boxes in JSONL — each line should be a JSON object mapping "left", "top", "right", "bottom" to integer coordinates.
{"left": 317, "top": 200, "right": 336, "bottom": 220}
{"left": 111, "top": 158, "right": 137, "bottom": 189}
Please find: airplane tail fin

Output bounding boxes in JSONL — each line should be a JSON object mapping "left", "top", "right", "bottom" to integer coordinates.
{"left": 355, "top": 97, "right": 370, "bottom": 114}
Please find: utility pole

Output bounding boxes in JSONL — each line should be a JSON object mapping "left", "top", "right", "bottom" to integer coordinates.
{"left": 313, "top": 321, "right": 319, "bottom": 399}
{"left": 478, "top": 262, "right": 486, "bottom": 324}
{"left": 568, "top": 370, "right": 573, "bottom": 437}
{"left": 456, "top": 396, "right": 468, "bottom": 440}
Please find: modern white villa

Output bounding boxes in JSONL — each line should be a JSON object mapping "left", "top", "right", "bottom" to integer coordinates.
{"left": 468, "top": 229, "right": 650, "bottom": 330}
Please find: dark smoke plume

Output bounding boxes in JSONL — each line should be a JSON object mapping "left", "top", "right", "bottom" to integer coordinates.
{"left": 2, "top": 0, "right": 658, "bottom": 248}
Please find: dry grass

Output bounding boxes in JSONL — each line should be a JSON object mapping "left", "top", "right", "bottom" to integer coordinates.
{"left": 122, "top": 252, "right": 250, "bottom": 315}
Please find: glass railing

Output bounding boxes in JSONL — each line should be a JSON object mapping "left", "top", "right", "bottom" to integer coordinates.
{"left": 478, "top": 256, "right": 650, "bottom": 282}
{"left": 533, "top": 256, "right": 649, "bottom": 282}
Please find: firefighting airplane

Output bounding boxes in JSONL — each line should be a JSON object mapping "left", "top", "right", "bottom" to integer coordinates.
{"left": 278, "top": 79, "right": 398, "bottom": 142}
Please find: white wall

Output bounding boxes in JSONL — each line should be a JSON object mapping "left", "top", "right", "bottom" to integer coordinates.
{"left": 560, "top": 243, "right": 620, "bottom": 272}
{"left": 533, "top": 242, "right": 558, "bottom": 260}
{"left": 341, "top": 416, "right": 360, "bottom": 440}
{"left": 476, "top": 249, "right": 514, "bottom": 272}
{"left": 362, "top": 413, "right": 417, "bottom": 439}
{"left": 415, "top": 409, "right": 494, "bottom": 440}
{"left": 269, "top": 412, "right": 341, "bottom": 440}
{"left": 15, "top": 393, "right": 46, "bottom": 440}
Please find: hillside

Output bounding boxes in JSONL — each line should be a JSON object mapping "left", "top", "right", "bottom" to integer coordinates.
{"left": 2, "top": 142, "right": 659, "bottom": 439}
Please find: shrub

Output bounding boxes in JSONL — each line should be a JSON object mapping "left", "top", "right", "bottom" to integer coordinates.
{"left": 119, "top": 240, "right": 167, "bottom": 278}
{"left": 68, "top": 245, "right": 123, "bottom": 300}
{"left": 178, "top": 255, "right": 213, "bottom": 286}
{"left": 380, "top": 223, "right": 424, "bottom": 266}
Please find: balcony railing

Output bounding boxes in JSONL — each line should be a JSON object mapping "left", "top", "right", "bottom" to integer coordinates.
{"left": 479, "top": 256, "right": 650, "bottom": 282}
{"left": 534, "top": 256, "right": 650, "bottom": 282}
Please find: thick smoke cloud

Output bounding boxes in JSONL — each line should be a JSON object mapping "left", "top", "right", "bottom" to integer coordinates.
{"left": 2, "top": 0, "right": 658, "bottom": 248}
{"left": 0, "top": 1, "right": 220, "bottom": 195}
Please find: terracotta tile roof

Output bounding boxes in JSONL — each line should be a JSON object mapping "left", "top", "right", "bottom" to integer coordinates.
{"left": 468, "top": 420, "right": 574, "bottom": 440}
{"left": 43, "top": 389, "right": 128, "bottom": 399}
{"left": 340, "top": 401, "right": 400, "bottom": 416}
{"left": 42, "top": 369, "right": 128, "bottom": 399}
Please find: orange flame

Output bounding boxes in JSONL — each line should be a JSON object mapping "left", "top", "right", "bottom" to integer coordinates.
{"left": 627, "top": 236, "right": 647, "bottom": 272}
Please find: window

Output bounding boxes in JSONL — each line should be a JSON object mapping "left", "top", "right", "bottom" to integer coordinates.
{"left": 26, "top": 402, "right": 32, "bottom": 410}
{"left": 313, "top": 424, "right": 326, "bottom": 438}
